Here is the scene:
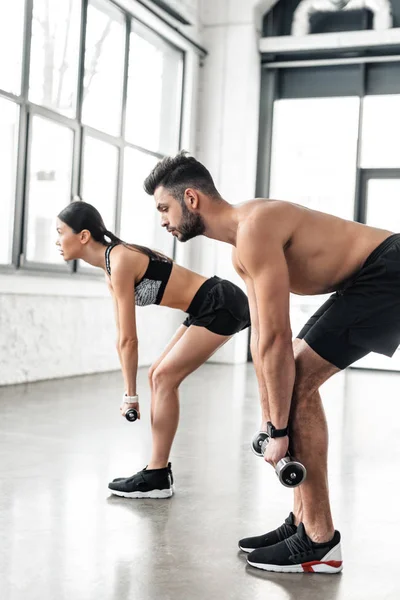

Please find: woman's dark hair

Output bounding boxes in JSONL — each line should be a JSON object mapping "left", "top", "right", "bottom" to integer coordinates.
{"left": 143, "top": 150, "right": 221, "bottom": 204}
{"left": 57, "top": 201, "right": 169, "bottom": 262}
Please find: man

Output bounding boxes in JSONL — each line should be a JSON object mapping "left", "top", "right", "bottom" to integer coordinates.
{"left": 144, "top": 152, "right": 400, "bottom": 574}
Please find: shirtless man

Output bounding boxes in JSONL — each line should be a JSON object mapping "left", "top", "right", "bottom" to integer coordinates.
{"left": 143, "top": 152, "right": 400, "bottom": 574}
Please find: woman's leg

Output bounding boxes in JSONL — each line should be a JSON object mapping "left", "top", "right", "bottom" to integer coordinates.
{"left": 148, "top": 325, "right": 188, "bottom": 427}
{"left": 148, "top": 325, "right": 231, "bottom": 469}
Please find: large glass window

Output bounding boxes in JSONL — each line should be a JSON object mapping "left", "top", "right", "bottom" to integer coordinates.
{"left": 0, "top": 0, "right": 185, "bottom": 274}
{"left": 25, "top": 116, "right": 74, "bottom": 264}
{"left": 269, "top": 96, "right": 360, "bottom": 347}
{"left": 82, "top": 0, "right": 126, "bottom": 136}
{"left": 29, "top": 0, "right": 82, "bottom": 117}
{"left": 365, "top": 178, "right": 400, "bottom": 231}
{"left": 126, "top": 22, "right": 183, "bottom": 154}
{"left": 360, "top": 95, "right": 400, "bottom": 168}
{"left": 120, "top": 148, "right": 174, "bottom": 257}
{"left": 0, "top": 0, "right": 25, "bottom": 95}
{"left": 0, "top": 98, "right": 19, "bottom": 265}
{"left": 270, "top": 97, "right": 360, "bottom": 220}
{"left": 81, "top": 136, "right": 119, "bottom": 232}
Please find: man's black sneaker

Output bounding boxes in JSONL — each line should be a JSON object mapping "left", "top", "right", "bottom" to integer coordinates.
{"left": 112, "top": 462, "right": 174, "bottom": 487}
{"left": 247, "top": 522, "right": 343, "bottom": 573}
{"left": 108, "top": 465, "right": 173, "bottom": 499}
{"left": 238, "top": 512, "right": 297, "bottom": 553}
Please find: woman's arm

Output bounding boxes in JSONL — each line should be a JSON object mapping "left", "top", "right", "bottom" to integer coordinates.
{"left": 107, "top": 277, "right": 123, "bottom": 371}
{"left": 107, "top": 258, "right": 139, "bottom": 398}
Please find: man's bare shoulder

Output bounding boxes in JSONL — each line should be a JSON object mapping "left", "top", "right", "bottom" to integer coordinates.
{"left": 235, "top": 199, "right": 295, "bottom": 244}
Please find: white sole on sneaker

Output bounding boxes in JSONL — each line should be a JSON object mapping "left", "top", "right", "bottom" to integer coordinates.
{"left": 239, "top": 546, "right": 254, "bottom": 553}
{"left": 247, "top": 560, "right": 343, "bottom": 573}
{"left": 109, "top": 488, "right": 173, "bottom": 499}
{"left": 248, "top": 542, "right": 343, "bottom": 573}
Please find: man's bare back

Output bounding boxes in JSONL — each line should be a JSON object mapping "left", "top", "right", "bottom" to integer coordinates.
{"left": 232, "top": 199, "right": 393, "bottom": 295}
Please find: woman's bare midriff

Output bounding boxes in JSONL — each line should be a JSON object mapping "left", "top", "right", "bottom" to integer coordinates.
{"left": 160, "top": 263, "right": 208, "bottom": 312}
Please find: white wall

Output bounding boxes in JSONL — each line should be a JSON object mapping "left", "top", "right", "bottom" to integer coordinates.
{"left": 0, "top": 272, "right": 186, "bottom": 386}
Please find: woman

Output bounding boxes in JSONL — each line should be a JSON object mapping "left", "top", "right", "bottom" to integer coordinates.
{"left": 56, "top": 201, "right": 250, "bottom": 498}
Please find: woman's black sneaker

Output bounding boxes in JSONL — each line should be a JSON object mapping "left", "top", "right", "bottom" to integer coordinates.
{"left": 111, "top": 463, "right": 174, "bottom": 486}
{"left": 108, "top": 465, "right": 173, "bottom": 498}
{"left": 238, "top": 512, "right": 297, "bottom": 552}
{"left": 247, "top": 523, "right": 343, "bottom": 573}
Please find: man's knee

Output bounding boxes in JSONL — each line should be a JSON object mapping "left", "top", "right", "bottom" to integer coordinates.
{"left": 293, "top": 352, "right": 321, "bottom": 400}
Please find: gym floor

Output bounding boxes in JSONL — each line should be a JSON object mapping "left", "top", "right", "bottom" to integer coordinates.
{"left": 1, "top": 363, "right": 399, "bottom": 600}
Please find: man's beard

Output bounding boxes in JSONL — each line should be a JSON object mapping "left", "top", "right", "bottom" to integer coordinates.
{"left": 177, "top": 204, "right": 206, "bottom": 242}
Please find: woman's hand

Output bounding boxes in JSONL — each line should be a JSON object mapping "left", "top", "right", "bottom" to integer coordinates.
{"left": 120, "top": 401, "right": 140, "bottom": 419}
{"left": 120, "top": 395, "right": 140, "bottom": 419}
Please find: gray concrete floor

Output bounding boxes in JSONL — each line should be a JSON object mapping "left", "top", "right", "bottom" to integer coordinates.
{"left": 1, "top": 363, "right": 399, "bottom": 600}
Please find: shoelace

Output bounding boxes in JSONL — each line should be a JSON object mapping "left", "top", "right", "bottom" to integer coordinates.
{"left": 276, "top": 522, "right": 296, "bottom": 542}
{"left": 285, "top": 531, "right": 313, "bottom": 556}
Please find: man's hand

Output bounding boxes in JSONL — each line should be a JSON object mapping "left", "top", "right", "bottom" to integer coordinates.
{"left": 120, "top": 400, "right": 140, "bottom": 420}
{"left": 263, "top": 436, "right": 289, "bottom": 466}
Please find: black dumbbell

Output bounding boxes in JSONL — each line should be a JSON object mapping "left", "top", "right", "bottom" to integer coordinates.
{"left": 125, "top": 408, "right": 138, "bottom": 422}
{"left": 250, "top": 431, "right": 307, "bottom": 488}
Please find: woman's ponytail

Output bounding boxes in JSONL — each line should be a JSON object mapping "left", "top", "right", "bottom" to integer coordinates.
{"left": 58, "top": 200, "right": 171, "bottom": 263}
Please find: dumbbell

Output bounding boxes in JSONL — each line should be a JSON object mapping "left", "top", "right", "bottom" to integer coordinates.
{"left": 251, "top": 431, "right": 307, "bottom": 488}
{"left": 125, "top": 408, "right": 138, "bottom": 422}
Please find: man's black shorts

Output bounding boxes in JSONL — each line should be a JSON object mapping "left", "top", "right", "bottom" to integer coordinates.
{"left": 297, "top": 233, "right": 400, "bottom": 369}
{"left": 183, "top": 276, "right": 250, "bottom": 336}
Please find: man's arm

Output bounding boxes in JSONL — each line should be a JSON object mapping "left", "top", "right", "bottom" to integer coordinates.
{"left": 232, "top": 248, "right": 269, "bottom": 422}
{"left": 238, "top": 225, "right": 295, "bottom": 462}
{"left": 246, "top": 280, "right": 270, "bottom": 428}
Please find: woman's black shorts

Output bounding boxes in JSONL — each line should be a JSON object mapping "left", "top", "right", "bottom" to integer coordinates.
{"left": 183, "top": 276, "right": 250, "bottom": 336}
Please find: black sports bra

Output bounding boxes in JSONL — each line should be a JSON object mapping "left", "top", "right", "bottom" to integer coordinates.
{"left": 105, "top": 243, "right": 172, "bottom": 306}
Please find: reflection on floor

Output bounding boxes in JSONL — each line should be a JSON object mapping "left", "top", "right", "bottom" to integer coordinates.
{"left": 1, "top": 364, "right": 399, "bottom": 600}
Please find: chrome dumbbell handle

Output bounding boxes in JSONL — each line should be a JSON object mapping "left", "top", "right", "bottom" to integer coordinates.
{"left": 251, "top": 431, "right": 269, "bottom": 456}
{"left": 250, "top": 431, "right": 307, "bottom": 487}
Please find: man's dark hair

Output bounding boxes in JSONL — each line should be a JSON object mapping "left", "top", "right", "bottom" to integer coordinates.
{"left": 143, "top": 151, "right": 221, "bottom": 204}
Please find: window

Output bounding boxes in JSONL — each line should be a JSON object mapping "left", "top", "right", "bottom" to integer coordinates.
{"left": 270, "top": 97, "right": 360, "bottom": 220}
{"left": 364, "top": 178, "right": 400, "bottom": 231}
{"left": 81, "top": 136, "right": 119, "bottom": 232}
{"left": 0, "top": 0, "right": 25, "bottom": 95}
{"left": 361, "top": 95, "right": 400, "bottom": 168}
{"left": 126, "top": 21, "right": 183, "bottom": 154}
{"left": 25, "top": 116, "right": 74, "bottom": 265}
{"left": 120, "top": 148, "right": 174, "bottom": 257}
{"left": 82, "top": 0, "right": 126, "bottom": 136}
{"left": 0, "top": 98, "right": 19, "bottom": 265}
{"left": 0, "top": 0, "right": 186, "bottom": 274}
{"left": 29, "top": 0, "right": 82, "bottom": 117}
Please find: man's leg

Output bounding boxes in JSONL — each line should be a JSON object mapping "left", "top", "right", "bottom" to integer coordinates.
{"left": 245, "top": 339, "right": 343, "bottom": 572}
{"left": 238, "top": 339, "right": 304, "bottom": 553}
{"left": 291, "top": 339, "right": 340, "bottom": 542}
{"left": 240, "top": 340, "right": 339, "bottom": 555}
